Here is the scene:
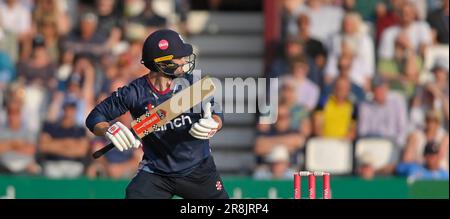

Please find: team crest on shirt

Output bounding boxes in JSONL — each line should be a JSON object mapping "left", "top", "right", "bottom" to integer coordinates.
{"left": 215, "top": 181, "right": 223, "bottom": 191}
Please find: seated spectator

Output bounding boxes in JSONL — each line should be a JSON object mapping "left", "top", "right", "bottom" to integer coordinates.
{"left": 313, "top": 76, "right": 357, "bottom": 141}
{"left": 125, "top": 0, "right": 167, "bottom": 31}
{"left": 86, "top": 112, "right": 142, "bottom": 179}
{"left": 358, "top": 77, "right": 408, "bottom": 147}
{"left": 253, "top": 145, "right": 297, "bottom": 180}
{"left": 378, "top": 32, "right": 423, "bottom": 99}
{"left": 47, "top": 54, "right": 96, "bottom": 125}
{"left": 378, "top": 2, "right": 432, "bottom": 60}
{"left": 274, "top": 55, "right": 320, "bottom": 111}
{"left": 375, "top": 0, "right": 402, "bottom": 44}
{"left": 296, "top": 13, "right": 328, "bottom": 82}
{"left": 95, "top": 0, "right": 123, "bottom": 48}
{"left": 38, "top": 99, "right": 90, "bottom": 179}
{"left": 16, "top": 35, "right": 57, "bottom": 91}
{"left": 326, "top": 12, "right": 375, "bottom": 90}
{"left": 403, "top": 110, "right": 449, "bottom": 172}
{"left": 0, "top": 97, "right": 40, "bottom": 175}
{"left": 322, "top": 52, "right": 366, "bottom": 103}
{"left": 409, "top": 58, "right": 449, "bottom": 131}
{"left": 427, "top": 0, "right": 449, "bottom": 44}
{"left": 61, "top": 12, "right": 108, "bottom": 58}
{"left": 269, "top": 37, "right": 306, "bottom": 78}
{"left": 396, "top": 142, "right": 449, "bottom": 180}
{"left": 0, "top": 0, "right": 32, "bottom": 59}
{"left": 35, "top": 17, "right": 60, "bottom": 64}
{"left": 32, "top": 0, "right": 71, "bottom": 36}
{"left": 255, "top": 80, "right": 311, "bottom": 165}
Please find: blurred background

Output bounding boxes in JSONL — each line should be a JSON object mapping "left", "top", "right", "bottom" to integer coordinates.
{"left": 0, "top": 0, "right": 448, "bottom": 198}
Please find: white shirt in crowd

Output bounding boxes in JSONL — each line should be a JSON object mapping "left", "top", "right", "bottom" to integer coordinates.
{"left": 290, "top": 4, "right": 344, "bottom": 44}
{"left": 378, "top": 22, "right": 432, "bottom": 60}
{"left": 0, "top": 1, "right": 31, "bottom": 35}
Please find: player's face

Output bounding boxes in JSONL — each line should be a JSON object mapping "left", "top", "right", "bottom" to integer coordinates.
{"left": 172, "top": 55, "right": 195, "bottom": 76}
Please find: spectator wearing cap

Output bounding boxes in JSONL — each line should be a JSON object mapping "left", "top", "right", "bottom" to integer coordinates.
{"left": 253, "top": 145, "right": 297, "bottom": 179}
{"left": 255, "top": 80, "right": 311, "bottom": 167}
{"left": 0, "top": 94, "right": 40, "bottom": 175}
{"left": 427, "top": 0, "right": 449, "bottom": 44}
{"left": 38, "top": 99, "right": 89, "bottom": 179}
{"left": 396, "top": 141, "right": 449, "bottom": 180}
{"left": 358, "top": 77, "right": 409, "bottom": 147}
{"left": 378, "top": 2, "right": 432, "bottom": 60}
{"left": 61, "top": 12, "right": 108, "bottom": 58}
{"left": 313, "top": 76, "right": 357, "bottom": 141}
{"left": 403, "top": 110, "right": 449, "bottom": 172}
{"left": 326, "top": 12, "right": 375, "bottom": 91}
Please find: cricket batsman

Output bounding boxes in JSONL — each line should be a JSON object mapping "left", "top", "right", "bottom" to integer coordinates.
{"left": 85, "top": 29, "right": 229, "bottom": 199}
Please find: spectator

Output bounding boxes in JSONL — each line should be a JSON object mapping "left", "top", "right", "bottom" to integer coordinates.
{"left": 403, "top": 110, "right": 449, "bottom": 172}
{"left": 378, "top": 32, "right": 423, "bottom": 100}
{"left": 409, "top": 58, "right": 449, "bottom": 131}
{"left": 35, "top": 17, "right": 60, "bottom": 63}
{"left": 396, "top": 141, "right": 449, "bottom": 180}
{"left": 0, "top": 93, "right": 40, "bottom": 175}
{"left": 38, "top": 99, "right": 89, "bottom": 179}
{"left": 326, "top": 12, "right": 375, "bottom": 90}
{"left": 313, "top": 76, "right": 357, "bottom": 141}
{"left": 47, "top": 54, "right": 95, "bottom": 125}
{"left": 16, "top": 35, "right": 57, "bottom": 91}
{"left": 427, "top": 0, "right": 449, "bottom": 45}
{"left": 32, "top": 0, "right": 71, "bottom": 36}
{"left": 275, "top": 55, "right": 320, "bottom": 111}
{"left": 95, "top": 0, "right": 123, "bottom": 48}
{"left": 61, "top": 12, "right": 108, "bottom": 58}
{"left": 378, "top": 2, "right": 432, "bottom": 60}
{"left": 126, "top": 0, "right": 167, "bottom": 30}
{"left": 253, "top": 145, "right": 297, "bottom": 179}
{"left": 0, "top": 0, "right": 32, "bottom": 60}
{"left": 269, "top": 37, "right": 305, "bottom": 78}
{"left": 322, "top": 52, "right": 366, "bottom": 103}
{"left": 296, "top": 13, "right": 328, "bottom": 80}
{"left": 375, "top": 0, "right": 403, "bottom": 44}
{"left": 292, "top": 0, "right": 344, "bottom": 44}
{"left": 358, "top": 77, "right": 409, "bottom": 147}
{"left": 255, "top": 80, "right": 311, "bottom": 165}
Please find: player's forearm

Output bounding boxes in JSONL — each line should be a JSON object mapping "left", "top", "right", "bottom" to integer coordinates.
{"left": 93, "top": 122, "right": 111, "bottom": 137}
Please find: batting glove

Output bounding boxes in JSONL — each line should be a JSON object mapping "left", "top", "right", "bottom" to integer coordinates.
{"left": 189, "top": 103, "right": 219, "bottom": 140}
{"left": 105, "top": 121, "right": 141, "bottom": 152}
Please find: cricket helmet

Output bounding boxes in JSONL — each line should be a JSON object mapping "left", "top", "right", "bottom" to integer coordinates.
{"left": 141, "top": 29, "right": 196, "bottom": 77}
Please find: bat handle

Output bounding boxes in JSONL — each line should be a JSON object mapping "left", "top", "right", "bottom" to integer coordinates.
{"left": 92, "top": 143, "right": 115, "bottom": 159}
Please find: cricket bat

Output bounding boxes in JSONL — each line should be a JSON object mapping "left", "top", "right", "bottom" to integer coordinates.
{"left": 92, "top": 76, "right": 216, "bottom": 159}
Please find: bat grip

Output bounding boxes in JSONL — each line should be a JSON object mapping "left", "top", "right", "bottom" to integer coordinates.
{"left": 92, "top": 143, "right": 115, "bottom": 159}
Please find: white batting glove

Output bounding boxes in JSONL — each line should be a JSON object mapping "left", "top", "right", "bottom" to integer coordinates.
{"left": 189, "top": 103, "right": 219, "bottom": 140}
{"left": 105, "top": 121, "right": 141, "bottom": 152}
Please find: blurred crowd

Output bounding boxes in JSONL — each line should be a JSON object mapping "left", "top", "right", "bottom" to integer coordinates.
{"left": 0, "top": 0, "right": 192, "bottom": 179}
{"left": 254, "top": 0, "right": 449, "bottom": 181}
